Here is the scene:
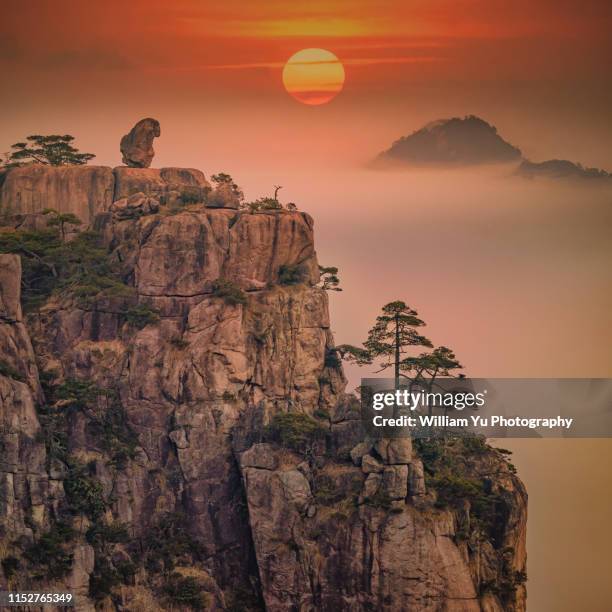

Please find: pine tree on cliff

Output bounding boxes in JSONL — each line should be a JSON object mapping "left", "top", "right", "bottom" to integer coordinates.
{"left": 337, "top": 301, "right": 433, "bottom": 389}
{"left": 3, "top": 135, "right": 95, "bottom": 167}
{"left": 337, "top": 301, "right": 462, "bottom": 397}
{"left": 42, "top": 208, "right": 82, "bottom": 242}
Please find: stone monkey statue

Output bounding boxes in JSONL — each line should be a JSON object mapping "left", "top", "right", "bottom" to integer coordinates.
{"left": 120, "top": 118, "right": 160, "bottom": 168}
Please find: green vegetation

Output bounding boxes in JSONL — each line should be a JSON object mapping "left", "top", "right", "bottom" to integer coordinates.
{"left": 211, "top": 279, "right": 247, "bottom": 306}
{"left": 364, "top": 489, "right": 393, "bottom": 511}
{"left": 1, "top": 556, "right": 20, "bottom": 579}
{"left": 42, "top": 208, "right": 82, "bottom": 241}
{"left": 2, "top": 134, "right": 95, "bottom": 167}
{"left": 278, "top": 263, "right": 308, "bottom": 285}
{"left": 54, "top": 378, "right": 100, "bottom": 407}
{"left": 86, "top": 520, "right": 135, "bottom": 600}
{"left": 164, "top": 573, "right": 209, "bottom": 610}
{"left": 313, "top": 474, "right": 341, "bottom": 505}
{"left": 89, "top": 556, "right": 122, "bottom": 600}
{"left": 180, "top": 186, "right": 206, "bottom": 205}
{"left": 241, "top": 196, "right": 283, "bottom": 212}
{"left": 264, "top": 412, "right": 327, "bottom": 455}
{"left": 414, "top": 437, "right": 509, "bottom": 546}
{"left": 171, "top": 337, "right": 190, "bottom": 349}
{"left": 336, "top": 300, "right": 434, "bottom": 389}
{"left": 86, "top": 521, "right": 130, "bottom": 546}
{"left": 211, "top": 172, "right": 244, "bottom": 203}
{"left": 0, "top": 360, "right": 25, "bottom": 382}
{"left": 318, "top": 265, "right": 342, "bottom": 291}
{"left": 144, "top": 512, "right": 204, "bottom": 574}
{"left": 64, "top": 462, "right": 106, "bottom": 520}
{"left": 39, "top": 377, "right": 139, "bottom": 468}
{"left": 312, "top": 473, "right": 361, "bottom": 508}
{"left": 481, "top": 549, "right": 527, "bottom": 604}
{"left": 323, "top": 347, "right": 341, "bottom": 369}
{"left": 0, "top": 225, "right": 132, "bottom": 311}
{"left": 124, "top": 303, "right": 160, "bottom": 329}
{"left": 24, "top": 522, "right": 75, "bottom": 580}
{"left": 313, "top": 407, "right": 330, "bottom": 420}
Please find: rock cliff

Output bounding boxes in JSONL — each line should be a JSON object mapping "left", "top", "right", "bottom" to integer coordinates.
{"left": 0, "top": 165, "right": 213, "bottom": 225}
{"left": 0, "top": 167, "right": 526, "bottom": 611}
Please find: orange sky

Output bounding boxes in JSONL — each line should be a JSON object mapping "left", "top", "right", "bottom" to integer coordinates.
{"left": 2, "top": 0, "right": 611, "bottom": 171}
{"left": 2, "top": 0, "right": 611, "bottom": 97}
{"left": 2, "top": 6, "right": 612, "bottom": 610}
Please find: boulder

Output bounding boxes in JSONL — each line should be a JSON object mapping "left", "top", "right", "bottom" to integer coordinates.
{"left": 279, "top": 469, "right": 312, "bottom": 512}
{"left": 110, "top": 191, "right": 159, "bottom": 220}
{"left": 112, "top": 166, "right": 210, "bottom": 204}
{"left": 409, "top": 458, "right": 426, "bottom": 498}
{"left": 362, "top": 472, "right": 382, "bottom": 499}
{"left": 361, "top": 454, "right": 383, "bottom": 474}
{"left": 0, "top": 165, "right": 114, "bottom": 225}
{"left": 0, "top": 254, "right": 22, "bottom": 322}
{"left": 240, "top": 443, "right": 278, "bottom": 471}
{"left": 350, "top": 441, "right": 372, "bottom": 466}
{"left": 375, "top": 437, "right": 412, "bottom": 464}
{"left": 120, "top": 117, "right": 160, "bottom": 168}
{"left": 382, "top": 465, "right": 409, "bottom": 500}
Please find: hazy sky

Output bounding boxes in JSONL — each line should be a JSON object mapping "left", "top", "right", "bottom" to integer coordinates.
{"left": 2, "top": 2, "right": 612, "bottom": 611}
{"left": 2, "top": 0, "right": 612, "bottom": 169}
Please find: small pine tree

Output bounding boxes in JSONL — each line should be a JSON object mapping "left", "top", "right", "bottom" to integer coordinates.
{"left": 210, "top": 173, "right": 244, "bottom": 202}
{"left": 4, "top": 135, "right": 95, "bottom": 167}
{"left": 43, "top": 208, "right": 82, "bottom": 241}
{"left": 338, "top": 301, "right": 433, "bottom": 389}
{"left": 318, "top": 265, "right": 342, "bottom": 291}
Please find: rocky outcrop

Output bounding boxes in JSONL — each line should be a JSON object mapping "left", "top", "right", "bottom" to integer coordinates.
{"left": 120, "top": 118, "right": 160, "bottom": 168}
{"left": 238, "top": 428, "right": 527, "bottom": 612}
{"left": 0, "top": 165, "right": 216, "bottom": 226}
{"left": 109, "top": 192, "right": 160, "bottom": 220}
{"left": 0, "top": 175, "right": 526, "bottom": 611}
{"left": 0, "top": 165, "right": 114, "bottom": 223}
{"left": 112, "top": 166, "right": 211, "bottom": 204}
{"left": 0, "top": 256, "right": 42, "bottom": 399}
{"left": 99, "top": 208, "right": 319, "bottom": 295}
{"left": 0, "top": 256, "right": 49, "bottom": 551}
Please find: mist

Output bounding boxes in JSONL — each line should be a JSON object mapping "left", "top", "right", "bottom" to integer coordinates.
{"left": 237, "top": 162, "right": 612, "bottom": 612}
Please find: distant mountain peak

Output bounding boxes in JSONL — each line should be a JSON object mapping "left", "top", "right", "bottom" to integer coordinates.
{"left": 377, "top": 115, "right": 522, "bottom": 166}
{"left": 517, "top": 158, "right": 611, "bottom": 180}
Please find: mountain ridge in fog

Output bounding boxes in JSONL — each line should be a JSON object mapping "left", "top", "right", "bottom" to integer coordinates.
{"left": 376, "top": 115, "right": 612, "bottom": 181}
{"left": 517, "top": 158, "right": 611, "bottom": 180}
{"left": 376, "top": 115, "right": 521, "bottom": 166}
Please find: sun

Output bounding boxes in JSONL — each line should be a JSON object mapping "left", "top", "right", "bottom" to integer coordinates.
{"left": 282, "top": 48, "right": 345, "bottom": 106}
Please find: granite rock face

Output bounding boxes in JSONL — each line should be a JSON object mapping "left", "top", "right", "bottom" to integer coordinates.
{"left": 0, "top": 180, "right": 527, "bottom": 610}
{"left": 0, "top": 165, "right": 114, "bottom": 223}
{"left": 120, "top": 117, "right": 160, "bottom": 168}
{"left": 0, "top": 165, "right": 216, "bottom": 225}
{"left": 240, "top": 431, "right": 527, "bottom": 612}
{"left": 112, "top": 166, "right": 211, "bottom": 204}
{"left": 0, "top": 256, "right": 48, "bottom": 549}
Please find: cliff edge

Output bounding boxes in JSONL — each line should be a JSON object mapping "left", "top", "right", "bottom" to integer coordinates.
{"left": 0, "top": 165, "right": 526, "bottom": 611}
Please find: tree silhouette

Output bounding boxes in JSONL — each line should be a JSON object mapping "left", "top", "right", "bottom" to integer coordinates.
{"left": 210, "top": 173, "right": 244, "bottom": 202}
{"left": 43, "top": 208, "right": 82, "bottom": 241}
{"left": 338, "top": 301, "right": 462, "bottom": 398}
{"left": 338, "top": 301, "right": 433, "bottom": 389}
{"left": 318, "top": 265, "right": 342, "bottom": 291}
{"left": 4, "top": 135, "right": 95, "bottom": 167}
